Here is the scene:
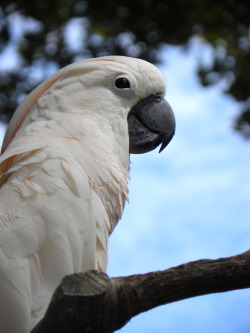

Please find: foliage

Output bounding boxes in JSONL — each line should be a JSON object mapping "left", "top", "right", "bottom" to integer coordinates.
{"left": 0, "top": 0, "right": 249, "bottom": 136}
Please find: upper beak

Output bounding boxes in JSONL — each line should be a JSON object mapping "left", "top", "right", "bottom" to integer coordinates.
{"left": 128, "top": 94, "right": 175, "bottom": 154}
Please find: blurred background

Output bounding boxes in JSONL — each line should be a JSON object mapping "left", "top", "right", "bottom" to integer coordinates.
{"left": 0, "top": 1, "right": 249, "bottom": 332}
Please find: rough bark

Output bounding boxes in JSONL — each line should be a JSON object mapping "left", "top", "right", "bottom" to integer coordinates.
{"left": 30, "top": 250, "right": 250, "bottom": 333}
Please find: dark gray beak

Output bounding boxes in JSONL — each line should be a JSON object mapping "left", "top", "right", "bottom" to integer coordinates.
{"left": 128, "top": 94, "right": 175, "bottom": 154}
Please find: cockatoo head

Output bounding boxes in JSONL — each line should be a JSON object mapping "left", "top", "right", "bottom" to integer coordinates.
{"left": 2, "top": 56, "right": 175, "bottom": 158}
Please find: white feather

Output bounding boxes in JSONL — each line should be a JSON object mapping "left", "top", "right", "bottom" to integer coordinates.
{"left": 0, "top": 56, "right": 166, "bottom": 332}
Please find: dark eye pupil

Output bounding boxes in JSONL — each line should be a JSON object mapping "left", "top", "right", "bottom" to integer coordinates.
{"left": 115, "top": 78, "right": 130, "bottom": 89}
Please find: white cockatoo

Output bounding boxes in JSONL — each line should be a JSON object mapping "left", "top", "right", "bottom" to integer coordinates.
{"left": 0, "top": 56, "right": 175, "bottom": 333}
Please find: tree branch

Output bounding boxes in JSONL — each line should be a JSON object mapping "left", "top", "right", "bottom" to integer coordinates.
{"left": 30, "top": 250, "right": 250, "bottom": 333}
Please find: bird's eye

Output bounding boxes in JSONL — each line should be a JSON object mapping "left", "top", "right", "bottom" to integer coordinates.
{"left": 115, "top": 77, "right": 131, "bottom": 89}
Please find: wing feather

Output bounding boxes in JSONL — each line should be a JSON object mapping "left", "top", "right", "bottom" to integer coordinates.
{"left": 0, "top": 141, "right": 111, "bottom": 331}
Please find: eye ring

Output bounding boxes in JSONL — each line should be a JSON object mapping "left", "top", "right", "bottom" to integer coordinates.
{"left": 115, "top": 77, "right": 131, "bottom": 89}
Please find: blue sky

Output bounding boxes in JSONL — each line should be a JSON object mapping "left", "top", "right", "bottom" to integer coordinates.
{"left": 0, "top": 38, "right": 249, "bottom": 333}
{"left": 107, "top": 40, "right": 250, "bottom": 333}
